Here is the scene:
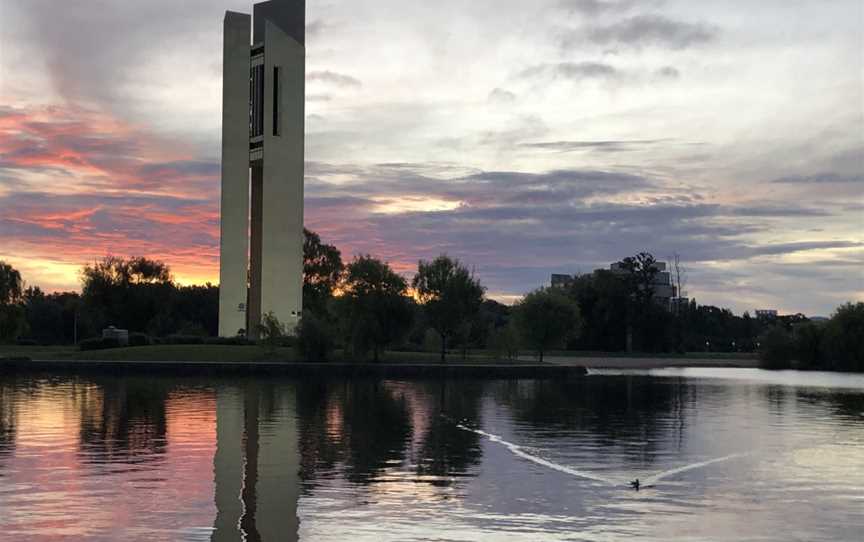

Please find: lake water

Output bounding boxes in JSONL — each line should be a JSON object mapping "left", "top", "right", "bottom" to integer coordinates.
{"left": 1, "top": 368, "right": 863, "bottom": 541}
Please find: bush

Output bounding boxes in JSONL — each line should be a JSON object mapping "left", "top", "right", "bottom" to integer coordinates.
{"left": 204, "top": 336, "right": 254, "bottom": 346}
{"left": 758, "top": 327, "right": 795, "bottom": 370}
{"left": 793, "top": 323, "right": 823, "bottom": 370}
{"left": 164, "top": 334, "right": 205, "bottom": 345}
{"left": 15, "top": 338, "right": 38, "bottom": 346}
{"left": 176, "top": 322, "right": 209, "bottom": 337}
{"left": 488, "top": 322, "right": 520, "bottom": 361}
{"left": 257, "top": 311, "right": 287, "bottom": 352}
{"left": 79, "top": 337, "right": 121, "bottom": 351}
{"left": 423, "top": 329, "right": 442, "bottom": 354}
{"left": 128, "top": 332, "right": 152, "bottom": 347}
{"left": 295, "top": 310, "right": 335, "bottom": 362}
{"left": 822, "top": 302, "right": 864, "bottom": 372}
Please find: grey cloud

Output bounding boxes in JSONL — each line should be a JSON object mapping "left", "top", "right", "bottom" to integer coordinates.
{"left": 517, "top": 62, "right": 618, "bottom": 81}
{"left": 772, "top": 173, "right": 864, "bottom": 184}
{"left": 305, "top": 162, "right": 653, "bottom": 209}
{"left": 656, "top": 66, "right": 680, "bottom": 79}
{"left": 575, "top": 15, "right": 718, "bottom": 50}
{"left": 754, "top": 258, "right": 864, "bottom": 281}
{"left": 8, "top": 0, "right": 236, "bottom": 104}
{"left": 307, "top": 94, "right": 333, "bottom": 102}
{"left": 559, "top": 1, "right": 628, "bottom": 16}
{"left": 303, "top": 162, "right": 855, "bottom": 302}
{"left": 727, "top": 205, "right": 832, "bottom": 218}
{"left": 558, "top": 0, "right": 663, "bottom": 16}
{"left": 521, "top": 139, "right": 668, "bottom": 153}
{"left": 479, "top": 115, "right": 549, "bottom": 147}
{"left": 307, "top": 70, "right": 362, "bottom": 88}
{"left": 306, "top": 19, "right": 326, "bottom": 38}
{"left": 488, "top": 88, "right": 517, "bottom": 104}
{"left": 747, "top": 241, "right": 863, "bottom": 257}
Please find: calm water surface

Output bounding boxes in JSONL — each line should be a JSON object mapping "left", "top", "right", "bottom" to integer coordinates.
{"left": 1, "top": 368, "right": 862, "bottom": 541}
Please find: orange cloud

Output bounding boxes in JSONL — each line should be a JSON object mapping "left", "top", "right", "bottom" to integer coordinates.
{"left": 1, "top": 104, "right": 221, "bottom": 290}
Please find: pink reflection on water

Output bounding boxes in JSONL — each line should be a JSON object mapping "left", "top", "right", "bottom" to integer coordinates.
{"left": 0, "top": 382, "right": 217, "bottom": 541}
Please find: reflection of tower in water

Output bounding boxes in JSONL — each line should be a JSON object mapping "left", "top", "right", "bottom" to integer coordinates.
{"left": 0, "top": 384, "right": 16, "bottom": 464}
{"left": 212, "top": 381, "right": 300, "bottom": 542}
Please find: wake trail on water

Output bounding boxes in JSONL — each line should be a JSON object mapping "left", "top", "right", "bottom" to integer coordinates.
{"left": 642, "top": 453, "right": 750, "bottom": 485}
{"left": 452, "top": 420, "right": 751, "bottom": 488}
{"left": 454, "top": 422, "right": 621, "bottom": 485}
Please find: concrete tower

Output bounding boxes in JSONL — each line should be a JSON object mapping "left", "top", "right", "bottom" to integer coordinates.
{"left": 218, "top": 0, "right": 305, "bottom": 338}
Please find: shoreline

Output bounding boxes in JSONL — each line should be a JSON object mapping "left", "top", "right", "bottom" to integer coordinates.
{"left": 535, "top": 355, "right": 759, "bottom": 369}
{"left": 0, "top": 358, "right": 589, "bottom": 378}
{"left": 0, "top": 355, "right": 758, "bottom": 377}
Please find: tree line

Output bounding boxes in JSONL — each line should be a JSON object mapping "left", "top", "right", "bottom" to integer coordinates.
{"left": 0, "top": 233, "right": 861, "bottom": 370}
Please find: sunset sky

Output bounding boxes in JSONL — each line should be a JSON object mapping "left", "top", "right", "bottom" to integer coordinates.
{"left": 0, "top": 0, "right": 861, "bottom": 315}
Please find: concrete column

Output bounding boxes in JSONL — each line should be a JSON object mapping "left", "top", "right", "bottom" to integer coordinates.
{"left": 248, "top": 166, "right": 264, "bottom": 338}
{"left": 260, "top": 21, "right": 305, "bottom": 333}
{"left": 256, "top": 387, "right": 300, "bottom": 541}
{"left": 211, "top": 389, "right": 243, "bottom": 542}
{"left": 218, "top": 12, "right": 251, "bottom": 337}
{"left": 211, "top": 384, "right": 300, "bottom": 542}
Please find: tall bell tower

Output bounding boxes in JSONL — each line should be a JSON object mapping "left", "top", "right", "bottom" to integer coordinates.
{"left": 218, "top": 0, "right": 305, "bottom": 338}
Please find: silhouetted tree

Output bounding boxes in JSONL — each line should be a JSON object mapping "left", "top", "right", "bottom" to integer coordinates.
{"left": 23, "top": 287, "right": 61, "bottom": 344}
{"left": 758, "top": 327, "right": 795, "bottom": 369}
{"left": 566, "top": 270, "right": 629, "bottom": 351}
{"left": 823, "top": 302, "right": 864, "bottom": 372}
{"left": 172, "top": 284, "right": 219, "bottom": 337}
{"left": 77, "top": 256, "right": 216, "bottom": 338}
{"left": 81, "top": 256, "right": 174, "bottom": 333}
{"left": 257, "top": 311, "right": 287, "bottom": 353}
{"left": 617, "top": 252, "right": 660, "bottom": 351}
{"left": 0, "top": 262, "right": 24, "bottom": 305}
{"left": 794, "top": 322, "right": 823, "bottom": 370}
{"left": 0, "top": 261, "right": 26, "bottom": 342}
{"left": 338, "top": 256, "right": 413, "bottom": 361}
{"left": 413, "top": 255, "right": 485, "bottom": 362}
{"left": 303, "top": 228, "right": 343, "bottom": 317}
{"left": 295, "top": 309, "right": 335, "bottom": 361}
{"left": 513, "top": 287, "right": 581, "bottom": 362}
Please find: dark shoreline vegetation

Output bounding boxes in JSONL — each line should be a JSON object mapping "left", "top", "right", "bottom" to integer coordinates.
{"left": 0, "top": 232, "right": 861, "bottom": 372}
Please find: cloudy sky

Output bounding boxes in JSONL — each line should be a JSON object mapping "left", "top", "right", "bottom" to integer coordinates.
{"left": 0, "top": 0, "right": 861, "bottom": 315}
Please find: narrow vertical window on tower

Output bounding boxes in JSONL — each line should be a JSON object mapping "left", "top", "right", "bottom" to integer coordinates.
{"left": 250, "top": 63, "right": 265, "bottom": 138}
{"left": 273, "top": 66, "right": 281, "bottom": 136}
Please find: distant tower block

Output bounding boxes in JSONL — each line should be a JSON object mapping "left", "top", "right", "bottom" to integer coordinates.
{"left": 218, "top": 0, "right": 305, "bottom": 338}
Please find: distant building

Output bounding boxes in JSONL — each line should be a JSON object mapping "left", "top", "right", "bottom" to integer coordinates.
{"left": 755, "top": 309, "right": 778, "bottom": 319}
{"left": 551, "top": 260, "right": 678, "bottom": 310}
{"left": 609, "top": 261, "right": 676, "bottom": 310}
{"left": 551, "top": 274, "right": 575, "bottom": 289}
